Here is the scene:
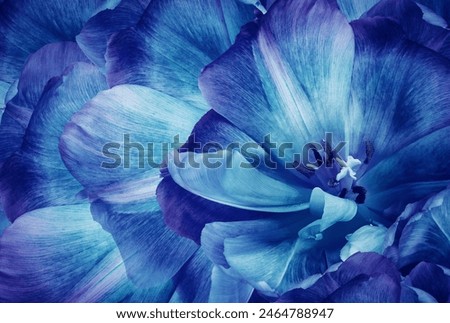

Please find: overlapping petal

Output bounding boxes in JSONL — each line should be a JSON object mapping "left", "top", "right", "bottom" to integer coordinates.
{"left": 77, "top": 0, "right": 151, "bottom": 67}
{"left": 364, "top": 0, "right": 450, "bottom": 59}
{"left": 0, "top": 0, "right": 120, "bottom": 83}
{"left": 106, "top": 0, "right": 255, "bottom": 108}
{"left": 278, "top": 253, "right": 403, "bottom": 303}
{"left": 0, "top": 204, "right": 170, "bottom": 302}
{"left": 0, "top": 42, "right": 91, "bottom": 163}
{"left": 199, "top": 0, "right": 355, "bottom": 164}
{"left": 0, "top": 62, "right": 107, "bottom": 221}
{"left": 60, "top": 84, "right": 204, "bottom": 287}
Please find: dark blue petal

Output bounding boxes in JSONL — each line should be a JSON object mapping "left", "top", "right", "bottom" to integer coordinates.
{"left": 0, "top": 42, "right": 91, "bottom": 163}
{"left": 397, "top": 189, "right": 450, "bottom": 269}
{"left": 0, "top": 0, "right": 120, "bottom": 82}
{"left": 349, "top": 18, "right": 450, "bottom": 161}
{"left": 0, "top": 204, "right": 157, "bottom": 302}
{"left": 349, "top": 18, "right": 450, "bottom": 218}
{"left": 106, "top": 0, "right": 255, "bottom": 108}
{"left": 170, "top": 249, "right": 213, "bottom": 303}
{"left": 336, "top": 0, "right": 380, "bottom": 20}
{"left": 77, "top": 0, "right": 150, "bottom": 67}
{"left": 0, "top": 62, "right": 107, "bottom": 221}
{"left": 406, "top": 262, "right": 450, "bottom": 303}
{"left": 91, "top": 196, "right": 198, "bottom": 288}
{"left": 364, "top": 0, "right": 450, "bottom": 59}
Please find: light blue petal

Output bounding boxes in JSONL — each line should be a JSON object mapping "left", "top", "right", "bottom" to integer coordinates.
{"left": 0, "top": 201, "right": 9, "bottom": 236}
{"left": 0, "top": 204, "right": 149, "bottom": 302}
{"left": 416, "top": 2, "right": 448, "bottom": 28}
{"left": 0, "top": 42, "right": 91, "bottom": 163}
{"left": 60, "top": 84, "right": 202, "bottom": 287}
{"left": 0, "top": 80, "right": 9, "bottom": 105}
{"left": 204, "top": 191, "right": 359, "bottom": 295}
{"left": 415, "top": 0, "right": 450, "bottom": 24}
{"left": 201, "top": 211, "right": 316, "bottom": 270}
{"left": 60, "top": 84, "right": 204, "bottom": 196}
{"left": 309, "top": 188, "right": 358, "bottom": 232}
{"left": 209, "top": 266, "right": 254, "bottom": 303}
{"left": 340, "top": 225, "right": 388, "bottom": 261}
{"left": 168, "top": 149, "right": 311, "bottom": 212}
{"left": 200, "top": 0, "right": 355, "bottom": 163}
{"left": 0, "top": 0, "right": 120, "bottom": 82}
{"left": 106, "top": 0, "right": 255, "bottom": 108}
{"left": 0, "top": 62, "right": 107, "bottom": 221}
{"left": 336, "top": 0, "right": 380, "bottom": 20}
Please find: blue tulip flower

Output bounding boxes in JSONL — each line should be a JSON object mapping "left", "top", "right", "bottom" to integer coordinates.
{"left": 0, "top": 0, "right": 449, "bottom": 303}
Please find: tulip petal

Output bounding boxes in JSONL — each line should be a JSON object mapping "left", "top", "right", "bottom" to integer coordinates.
{"left": 91, "top": 196, "right": 198, "bottom": 288}
{"left": 106, "top": 0, "right": 254, "bottom": 108}
{"left": 348, "top": 17, "right": 450, "bottom": 161}
{"left": 360, "top": 128, "right": 450, "bottom": 220}
{"left": 60, "top": 84, "right": 204, "bottom": 195}
{"left": 0, "top": 62, "right": 107, "bottom": 221}
{"left": 336, "top": 0, "right": 380, "bottom": 20}
{"left": 0, "top": 0, "right": 120, "bottom": 82}
{"left": 168, "top": 148, "right": 311, "bottom": 212}
{"left": 397, "top": 190, "right": 450, "bottom": 269}
{"left": 326, "top": 274, "right": 400, "bottom": 302}
{"left": 0, "top": 42, "right": 91, "bottom": 163}
{"left": 209, "top": 266, "right": 254, "bottom": 303}
{"left": 406, "top": 262, "right": 450, "bottom": 303}
{"left": 199, "top": 0, "right": 355, "bottom": 163}
{"left": 340, "top": 225, "right": 388, "bottom": 261}
{"left": 364, "top": 0, "right": 450, "bottom": 59}
{"left": 77, "top": 0, "right": 150, "bottom": 67}
{"left": 171, "top": 249, "right": 213, "bottom": 303}
{"left": 157, "top": 176, "right": 281, "bottom": 243}
{"left": 60, "top": 84, "right": 203, "bottom": 287}
{"left": 278, "top": 252, "right": 401, "bottom": 302}
{"left": 0, "top": 204, "right": 150, "bottom": 302}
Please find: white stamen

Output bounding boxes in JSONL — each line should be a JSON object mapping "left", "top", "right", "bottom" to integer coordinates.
{"left": 336, "top": 155, "right": 362, "bottom": 182}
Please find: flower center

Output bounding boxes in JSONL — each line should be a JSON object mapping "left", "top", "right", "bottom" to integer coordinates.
{"left": 294, "top": 140, "right": 373, "bottom": 205}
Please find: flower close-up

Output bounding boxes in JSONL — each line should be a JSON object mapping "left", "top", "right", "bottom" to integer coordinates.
{"left": 0, "top": 0, "right": 449, "bottom": 304}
